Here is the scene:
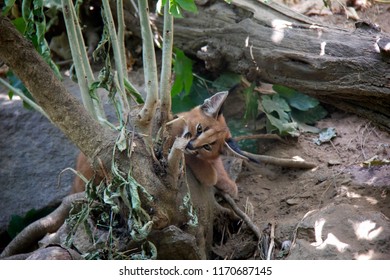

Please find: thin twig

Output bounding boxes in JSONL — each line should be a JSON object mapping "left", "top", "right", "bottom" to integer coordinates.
{"left": 266, "top": 222, "right": 275, "bottom": 260}
{"left": 0, "top": 78, "right": 50, "bottom": 119}
{"left": 234, "top": 134, "right": 285, "bottom": 143}
{"left": 218, "top": 191, "right": 261, "bottom": 240}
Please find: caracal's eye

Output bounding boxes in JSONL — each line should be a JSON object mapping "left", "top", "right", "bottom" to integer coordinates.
{"left": 203, "top": 144, "right": 212, "bottom": 151}
{"left": 196, "top": 123, "right": 203, "bottom": 135}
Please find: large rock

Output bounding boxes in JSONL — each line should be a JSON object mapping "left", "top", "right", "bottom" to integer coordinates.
{"left": 0, "top": 86, "right": 78, "bottom": 235}
{"left": 0, "top": 70, "right": 145, "bottom": 241}
{"left": 288, "top": 203, "right": 390, "bottom": 259}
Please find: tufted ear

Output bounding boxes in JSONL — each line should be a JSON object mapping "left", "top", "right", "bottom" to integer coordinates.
{"left": 200, "top": 91, "right": 229, "bottom": 119}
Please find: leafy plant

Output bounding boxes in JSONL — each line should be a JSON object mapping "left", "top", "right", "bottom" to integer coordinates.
{"left": 171, "top": 71, "right": 241, "bottom": 114}
{"left": 258, "top": 85, "right": 328, "bottom": 136}
{"left": 171, "top": 48, "right": 194, "bottom": 97}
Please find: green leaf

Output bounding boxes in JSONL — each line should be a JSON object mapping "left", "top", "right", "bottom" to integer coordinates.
{"left": 227, "top": 119, "right": 258, "bottom": 153}
{"left": 2, "top": 0, "right": 17, "bottom": 16}
{"left": 291, "top": 105, "right": 328, "bottom": 125}
{"left": 243, "top": 83, "right": 258, "bottom": 121}
{"left": 12, "top": 17, "right": 27, "bottom": 34}
{"left": 171, "top": 75, "right": 210, "bottom": 114}
{"left": 261, "top": 93, "right": 302, "bottom": 136}
{"left": 211, "top": 72, "right": 241, "bottom": 91}
{"left": 171, "top": 48, "right": 193, "bottom": 97}
{"left": 169, "top": 1, "right": 183, "bottom": 18}
{"left": 6, "top": 71, "right": 35, "bottom": 110}
{"left": 124, "top": 78, "right": 144, "bottom": 104}
{"left": 176, "top": 0, "right": 198, "bottom": 13}
{"left": 266, "top": 113, "right": 299, "bottom": 136}
{"left": 261, "top": 94, "right": 290, "bottom": 121}
{"left": 274, "top": 85, "right": 319, "bottom": 111}
{"left": 168, "top": 0, "right": 197, "bottom": 17}
{"left": 20, "top": 0, "right": 61, "bottom": 79}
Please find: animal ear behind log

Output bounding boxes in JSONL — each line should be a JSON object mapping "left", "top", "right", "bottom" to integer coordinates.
{"left": 224, "top": 138, "right": 260, "bottom": 163}
{"left": 200, "top": 84, "right": 241, "bottom": 118}
{"left": 200, "top": 91, "right": 229, "bottom": 118}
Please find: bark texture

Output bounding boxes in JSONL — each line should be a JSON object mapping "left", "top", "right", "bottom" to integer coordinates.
{"left": 0, "top": 14, "right": 213, "bottom": 259}
{"left": 143, "top": 0, "right": 390, "bottom": 131}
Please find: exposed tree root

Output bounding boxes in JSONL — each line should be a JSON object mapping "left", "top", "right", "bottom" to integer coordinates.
{"left": 0, "top": 192, "right": 85, "bottom": 258}
{"left": 218, "top": 191, "right": 261, "bottom": 240}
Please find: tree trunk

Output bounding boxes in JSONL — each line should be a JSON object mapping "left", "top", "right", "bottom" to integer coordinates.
{"left": 145, "top": 0, "right": 390, "bottom": 131}
{"left": 0, "top": 15, "right": 214, "bottom": 259}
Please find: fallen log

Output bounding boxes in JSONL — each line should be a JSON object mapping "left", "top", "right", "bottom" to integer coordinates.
{"left": 144, "top": 0, "right": 390, "bottom": 131}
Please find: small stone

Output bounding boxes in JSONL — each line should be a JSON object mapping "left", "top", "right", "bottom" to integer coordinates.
{"left": 328, "top": 159, "right": 342, "bottom": 166}
{"left": 286, "top": 198, "right": 300, "bottom": 205}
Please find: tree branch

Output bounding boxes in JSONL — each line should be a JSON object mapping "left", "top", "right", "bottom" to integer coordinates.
{"left": 136, "top": 0, "right": 159, "bottom": 135}
{"left": 159, "top": 3, "right": 174, "bottom": 127}
{"left": 0, "top": 15, "right": 115, "bottom": 163}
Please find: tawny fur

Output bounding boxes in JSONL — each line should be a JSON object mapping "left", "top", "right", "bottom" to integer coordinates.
{"left": 71, "top": 91, "right": 240, "bottom": 198}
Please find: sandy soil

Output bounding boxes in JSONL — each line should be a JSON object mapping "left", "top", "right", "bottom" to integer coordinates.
{"left": 212, "top": 0, "right": 390, "bottom": 259}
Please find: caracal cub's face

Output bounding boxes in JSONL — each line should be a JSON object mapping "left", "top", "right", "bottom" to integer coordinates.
{"left": 170, "top": 91, "right": 232, "bottom": 161}
{"left": 170, "top": 90, "right": 251, "bottom": 163}
{"left": 179, "top": 108, "right": 230, "bottom": 161}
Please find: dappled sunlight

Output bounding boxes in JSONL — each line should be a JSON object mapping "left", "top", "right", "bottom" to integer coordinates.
{"left": 339, "top": 186, "right": 378, "bottom": 205}
{"left": 350, "top": 220, "right": 383, "bottom": 241}
{"left": 315, "top": 233, "right": 350, "bottom": 253}
{"left": 312, "top": 218, "right": 326, "bottom": 246}
{"left": 320, "top": 42, "right": 326, "bottom": 56}
{"left": 311, "top": 218, "right": 350, "bottom": 253}
{"left": 354, "top": 249, "right": 375, "bottom": 260}
{"left": 292, "top": 156, "right": 304, "bottom": 162}
{"left": 271, "top": 19, "right": 292, "bottom": 44}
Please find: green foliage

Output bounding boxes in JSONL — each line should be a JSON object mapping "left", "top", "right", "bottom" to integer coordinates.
{"left": 261, "top": 94, "right": 299, "bottom": 136}
{"left": 212, "top": 72, "right": 241, "bottom": 91}
{"left": 171, "top": 75, "right": 209, "bottom": 113}
{"left": 6, "top": 71, "right": 35, "bottom": 110}
{"left": 157, "top": 0, "right": 198, "bottom": 18}
{"left": 171, "top": 48, "right": 194, "bottom": 97}
{"left": 171, "top": 72, "right": 241, "bottom": 114}
{"left": 257, "top": 85, "right": 328, "bottom": 136}
{"left": 7, "top": 207, "right": 55, "bottom": 238}
{"left": 227, "top": 118, "right": 258, "bottom": 153}
{"left": 243, "top": 83, "right": 258, "bottom": 121}
{"left": 1, "top": 0, "right": 17, "bottom": 16}
{"left": 21, "top": 0, "right": 61, "bottom": 79}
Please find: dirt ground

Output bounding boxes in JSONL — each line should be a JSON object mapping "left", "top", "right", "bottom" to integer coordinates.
{"left": 212, "top": 0, "right": 390, "bottom": 260}
{"left": 1, "top": 0, "right": 389, "bottom": 260}
{"left": 220, "top": 110, "right": 390, "bottom": 259}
